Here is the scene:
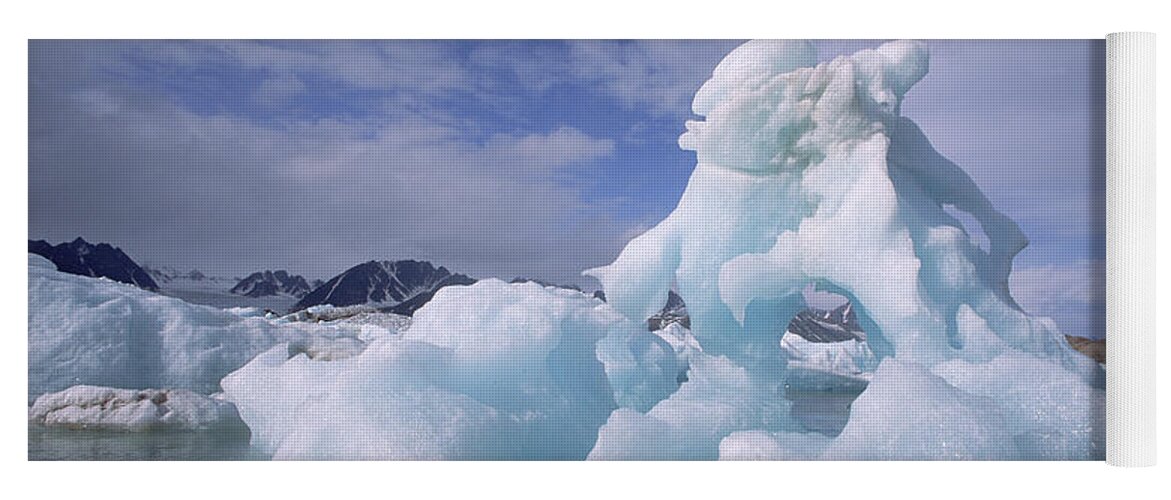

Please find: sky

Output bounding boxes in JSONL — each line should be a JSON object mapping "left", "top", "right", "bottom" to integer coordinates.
{"left": 27, "top": 39, "right": 1106, "bottom": 338}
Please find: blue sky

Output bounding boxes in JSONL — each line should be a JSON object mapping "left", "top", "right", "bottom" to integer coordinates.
{"left": 27, "top": 39, "right": 1105, "bottom": 337}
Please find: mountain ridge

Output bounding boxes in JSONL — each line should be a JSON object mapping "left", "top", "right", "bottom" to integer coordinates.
{"left": 231, "top": 270, "right": 316, "bottom": 298}
{"left": 292, "top": 259, "right": 475, "bottom": 315}
{"left": 29, "top": 238, "right": 159, "bottom": 291}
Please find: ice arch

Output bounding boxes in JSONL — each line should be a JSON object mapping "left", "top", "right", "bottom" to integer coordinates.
{"left": 586, "top": 40, "right": 1103, "bottom": 459}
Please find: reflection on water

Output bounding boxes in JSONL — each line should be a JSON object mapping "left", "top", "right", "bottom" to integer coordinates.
{"left": 28, "top": 425, "right": 268, "bottom": 461}
{"left": 29, "top": 387, "right": 866, "bottom": 460}
{"left": 786, "top": 388, "right": 865, "bottom": 437}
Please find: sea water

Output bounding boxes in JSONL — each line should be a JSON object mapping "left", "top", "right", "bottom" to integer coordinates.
{"left": 28, "top": 424, "right": 267, "bottom": 461}
{"left": 28, "top": 388, "right": 859, "bottom": 460}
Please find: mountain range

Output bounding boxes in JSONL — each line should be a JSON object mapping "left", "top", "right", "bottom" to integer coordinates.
{"left": 28, "top": 237, "right": 1105, "bottom": 365}
{"left": 787, "top": 303, "right": 867, "bottom": 342}
{"left": 27, "top": 237, "right": 869, "bottom": 345}
{"left": 143, "top": 265, "right": 235, "bottom": 285}
{"left": 646, "top": 291, "right": 689, "bottom": 330}
{"left": 231, "top": 270, "right": 319, "bottom": 298}
{"left": 29, "top": 238, "right": 159, "bottom": 291}
{"left": 292, "top": 260, "right": 475, "bottom": 315}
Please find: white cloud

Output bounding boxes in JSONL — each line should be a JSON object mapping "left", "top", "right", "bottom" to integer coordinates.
{"left": 29, "top": 70, "right": 626, "bottom": 287}
{"left": 1009, "top": 260, "right": 1105, "bottom": 339}
{"left": 1010, "top": 260, "right": 1104, "bottom": 309}
{"left": 27, "top": 40, "right": 746, "bottom": 288}
{"left": 567, "top": 40, "right": 740, "bottom": 118}
{"left": 459, "top": 40, "right": 741, "bottom": 119}
{"left": 48, "top": 40, "right": 741, "bottom": 127}
{"left": 130, "top": 40, "right": 475, "bottom": 97}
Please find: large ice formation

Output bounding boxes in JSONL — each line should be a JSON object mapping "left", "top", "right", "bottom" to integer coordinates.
{"left": 29, "top": 254, "right": 275, "bottom": 402}
{"left": 27, "top": 254, "right": 394, "bottom": 404}
{"left": 586, "top": 39, "right": 1103, "bottom": 460}
{"left": 222, "top": 280, "right": 677, "bottom": 459}
{"left": 30, "top": 39, "right": 1104, "bottom": 461}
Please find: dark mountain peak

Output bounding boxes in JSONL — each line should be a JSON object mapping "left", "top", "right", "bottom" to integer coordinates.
{"left": 639, "top": 290, "right": 866, "bottom": 344}
{"left": 663, "top": 290, "right": 686, "bottom": 312}
{"left": 231, "top": 270, "right": 314, "bottom": 298}
{"left": 787, "top": 303, "right": 866, "bottom": 343}
{"left": 29, "top": 239, "right": 52, "bottom": 255}
{"left": 647, "top": 290, "right": 689, "bottom": 330}
{"left": 828, "top": 302, "right": 856, "bottom": 325}
{"left": 293, "top": 259, "right": 475, "bottom": 315}
{"left": 356, "top": 260, "right": 385, "bottom": 271}
{"left": 29, "top": 238, "right": 159, "bottom": 291}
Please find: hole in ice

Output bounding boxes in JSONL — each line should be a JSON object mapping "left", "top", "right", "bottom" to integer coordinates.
{"left": 782, "top": 286, "right": 873, "bottom": 436}
{"left": 786, "top": 287, "right": 865, "bottom": 343}
{"left": 943, "top": 204, "right": 991, "bottom": 253}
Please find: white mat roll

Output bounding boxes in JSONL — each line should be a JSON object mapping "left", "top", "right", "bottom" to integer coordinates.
{"left": 1106, "top": 31, "right": 1156, "bottom": 467}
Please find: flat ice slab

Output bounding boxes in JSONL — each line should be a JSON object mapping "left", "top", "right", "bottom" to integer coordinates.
{"left": 29, "top": 385, "right": 244, "bottom": 432}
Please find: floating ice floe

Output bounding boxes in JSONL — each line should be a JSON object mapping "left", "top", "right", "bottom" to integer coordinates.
{"left": 780, "top": 333, "right": 876, "bottom": 393}
{"left": 29, "top": 385, "right": 244, "bottom": 432}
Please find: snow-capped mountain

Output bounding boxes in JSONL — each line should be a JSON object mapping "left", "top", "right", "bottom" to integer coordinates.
{"left": 640, "top": 291, "right": 866, "bottom": 344}
{"left": 143, "top": 265, "right": 234, "bottom": 286}
{"left": 786, "top": 303, "right": 866, "bottom": 343}
{"left": 292, "top": 260, "right": 475, "bottom": 314}
{"left": 29, "top": 238, "right": 158, "bottom": 291}
{"left": 231, "top": 270, "right": 315, "bottom": 298}
{"left": 647, "top": 291, "right": 689, "bottom": 330}
{"left": 141, "top": 264, "right": 300, "bottom": 311}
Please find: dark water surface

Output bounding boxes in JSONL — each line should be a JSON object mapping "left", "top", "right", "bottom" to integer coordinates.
{"left": 786, "top": 389, "right": 864, "bottom": 436}
{"left": 29, "top": 388, "right": 861, "bottom": 460}
{"left": 28, "top": 425, "right": 268, "bottom": 461}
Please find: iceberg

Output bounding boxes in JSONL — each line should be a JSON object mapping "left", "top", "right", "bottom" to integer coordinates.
{"left": 589, "top": 350, "right": 795, "bottom": 460}
{"left": 29, "top": 39, "right": 1104, "bottom": 461}
{"left": 29, "top": 255, "right": 278, "bottom": 402}
{"left": 651, "top": 322, "right": 704, "bottom": 367}
{"left": 718, "top": 430, "right": 831, "bottom": 461}
{"left": 586, "top": 39, "right": 1103, "bottom": 460}
{"left": 596, "top": 322, "right": 683, "bottom": 412}
{"left": 27, "top": 255, "right": 395, "bottom": 404}
{"left": 223, "top": 279, "right": 675, "bottom": 459}
{"left": 821, "top": 360, "right": 1020, "bottom": 460}
{"left": 933, "top": 352, "right": 1106, "bottom": 460}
